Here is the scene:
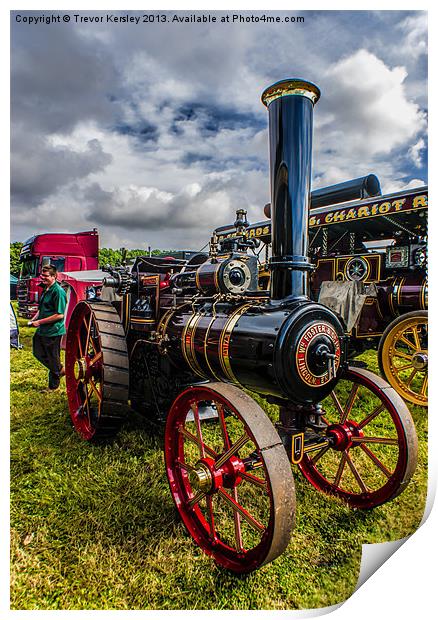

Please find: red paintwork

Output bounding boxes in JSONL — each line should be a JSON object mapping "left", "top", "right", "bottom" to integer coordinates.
{"left": 65, "top": 302, "right": 103, "bottom": 440}
{"left": 57, "top": 272, "right": 104, "bottom": 348}
{"left": 164, "top": 385, "right": 274, "bottom": 573}
{"left": 298, "top": 367, "right": 409, "bottom": 509}
{"left": 17, "top": 230, "right": 99, "bottom": 318}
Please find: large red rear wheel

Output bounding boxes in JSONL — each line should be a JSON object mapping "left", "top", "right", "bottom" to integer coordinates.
{"left": 165, "top": 382, "right": 295, "bottom": 573}
{"left": 65, "top": 301, "right": 129, "bottom": 442}
{"left": 298, "top": 367, "right": 417, "bottom": 509}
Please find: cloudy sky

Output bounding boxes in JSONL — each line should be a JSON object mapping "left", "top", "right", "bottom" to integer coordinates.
{"left": 10, "top": 10, "right": 427, "bottom": 251}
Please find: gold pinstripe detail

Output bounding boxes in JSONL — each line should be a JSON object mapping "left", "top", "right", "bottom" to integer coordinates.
{"left": 203, "top": 316, "right": 223, "bottom": 381}
{"left": 397, "top": 277, "right": 405, "bottom": 309}
{"left": 388, "top": 279, "right": 397, "bottom": 317}
{"left": 182, "top": 313, "right": 206, "bottom": 378}
{"left": 158, "top": 308, "right": 174, "bottom": 339}
{"left": 421, "top": 281, "right": 428, "bottom": 310}
{"left": 123, "top": 293, "right": 131, "bottom": 332}
{"left": 218, "top": 304, "right": 252, "bottom": 384}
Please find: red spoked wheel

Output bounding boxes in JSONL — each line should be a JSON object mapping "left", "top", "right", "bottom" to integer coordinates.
{"left": 298, "top": 367, "right": 418, "bottom": 509}
{"left": 165, "top": 382, "right": 295, "bottom": 573}
{"left": 65, "top": 301, "right": 129, "bottom": 442}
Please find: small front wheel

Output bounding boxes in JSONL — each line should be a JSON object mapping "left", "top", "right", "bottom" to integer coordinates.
{"left": 298, "top": 367, "right": 418, "bottom": 509}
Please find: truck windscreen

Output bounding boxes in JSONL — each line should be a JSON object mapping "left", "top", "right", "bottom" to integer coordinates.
{"left": 42, "top": 257, "right": 66, "bottom": 272}
{"left": 19, "top": 257, "right": 38, "bottom": 278}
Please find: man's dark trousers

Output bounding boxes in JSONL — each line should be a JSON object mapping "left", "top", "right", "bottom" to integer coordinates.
{"left": 33, "top": 333, "right": 63, "bottom": 389}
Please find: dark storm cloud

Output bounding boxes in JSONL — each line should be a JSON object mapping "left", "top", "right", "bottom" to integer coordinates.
{"left": 179, "top": 151, "right": 264, "bottom": 172}
{"left": 11, "top": 18, "right": 121, "bottom": 134}
{"left": 82, "top": 180, "right": 233, "bottom": 232}
{"left": 173, "top": 103, "right": 264, "bottom": 136}
{"left": 10, "top": 10, "right": 427, "bottom": 248}
{"left": 11, "top": 14, "right": 121, "bottom": 216}
{"left": 181, "top": 152, "right": 214, "bottom": 166}
{"left": 114, "top": 122, "right": 159, "bottom": 143}
{"left": 11, "top": 133, "right": 112, "bottom": 207}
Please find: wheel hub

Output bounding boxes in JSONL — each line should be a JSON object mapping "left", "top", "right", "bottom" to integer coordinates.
{"left": 221, "top": 455, "right": 245, "bottom": 489}
{"left": 191, "top": 455, "right": 245, "bottom": 494}
{"left": 74, "top": 358, "right": 86, "bottom": 381}
{"left": 192, "top": 462, "right": 214, "bottom": 493}
{"left": 327, "top": 420, "right": 363, "bottom": 451}
{"left": 412, "top": 352, "right": 428, "bottom": 370}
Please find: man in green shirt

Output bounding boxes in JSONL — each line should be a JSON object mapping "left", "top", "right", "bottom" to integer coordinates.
{"left": 29, "top": 265, "right": 67, "bottom": 391}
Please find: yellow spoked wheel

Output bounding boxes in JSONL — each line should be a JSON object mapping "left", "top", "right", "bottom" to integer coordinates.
{"left": 378, "top": 311, "right": 428, "bottom": 407}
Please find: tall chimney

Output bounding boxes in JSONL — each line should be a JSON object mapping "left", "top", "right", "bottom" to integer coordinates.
{"left": 261, "top": 79, "right": 320, "bottom": 300}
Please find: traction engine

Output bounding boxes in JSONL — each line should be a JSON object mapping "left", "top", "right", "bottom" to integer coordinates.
{"left": 65, "top": 79, "right": 418, "bottom": 573}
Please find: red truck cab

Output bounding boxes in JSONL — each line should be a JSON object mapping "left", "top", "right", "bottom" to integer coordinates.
{"left": 17, "top": 229, "right": 99, "bottom": 318}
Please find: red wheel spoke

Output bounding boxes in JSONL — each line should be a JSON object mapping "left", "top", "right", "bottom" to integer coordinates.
{"left": 176, "top": 460, "right": 197, "bottom": 473}
{"left": 191, "top": 402, "right": 206, "bottom": 458}
{"left": 233, "top": 488, "right": 244, "bottom": 552}
{"left": 88, "top": 378, "right": 102, "bottom": 403}
{"left": 218, "top": 488, "right": 265, "bottom": 533}
{"left": 84, "top": 314, "right": 93, "bottom": 354}
{"left": 88, "top": 351, "right": 102, "bottom": 367}
{"left": 179, "top": 426, "right": 218, "bottom": 459}
{"left": 330, "top": 391, "right": 344, "bottom": 419}
{"left": 240, "top": 471, "right": 267, "bottom": 489}
{"left": 83, "top": 385, "right": 92, "bottom": 425}
{"left": 179, "top": 426, "right": 199, "bottom": 445}
{"left": 88, "top": 336, "right": 98, "bottom": 358}
{"left": 77, "top": 332, "right": 84, "bottom": 358}
{"left": 215, "top": 402, "right": 231, "bottom": 450}
{"left": 206, "top": 496, "right": 216, "bottom": 541}
{"left": 215, "top": 433, "right": 250, "bottom": 469}
{"left": 359, "top": 444, "right": 392, "bottom": 478}
{"left": 345, "top": 452, "right": 368, "bottom": 493}
{"left": 311, "top": 444, "right": 330, "bottom": 465}
{"left": 189, "top": 490, "right": 206, "bottom": 508}
{"left": 340, "top": 383, "right": 359, "bottom": 424}
{"left": 333, "top": 452, "right": 347, "bottom": 487}
{"left": 357, "top": 403, "right": 385, "bottom": 429}
{"left": 83, "top": 315, "right": 99, "bottom": 357}
{"left": 351, "top": 436, "right": 399, "bottom": 446}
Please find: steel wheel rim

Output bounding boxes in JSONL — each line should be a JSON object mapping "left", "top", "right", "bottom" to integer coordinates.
{"left": 165, "top": 383, "right": 295, "bottom": 573}
{"left": 381, "top": 314, "right": 428, "bottom": 406}
{"left": 298, "top": 367, "right": 417, "bottom": 509}
{"left": 66, "top": 303, "right": 103, "bottom": 440}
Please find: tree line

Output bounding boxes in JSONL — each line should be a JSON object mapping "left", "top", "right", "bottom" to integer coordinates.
{"left": 10, "top": 243, "right": 177, "bottom": 276}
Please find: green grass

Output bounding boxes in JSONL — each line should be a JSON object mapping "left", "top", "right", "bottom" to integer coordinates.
{"left": 10, "top": 310, "right": 428, "bottom": 610}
